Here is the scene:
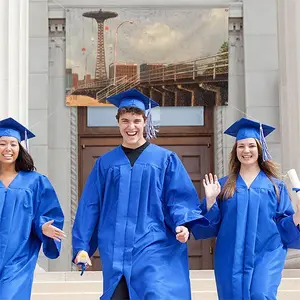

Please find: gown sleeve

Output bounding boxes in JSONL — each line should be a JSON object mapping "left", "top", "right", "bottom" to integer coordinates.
{"left": 275, "top": 182, "right": 300, "bottom": 249}
{"left": 190, "top": 198, "right": 221, "bottom": 240}
{"left": 72, "top": 158, "right": 103, "bottom": 260}
{"left": 190, "top": 177, "right": 229, "bottom": 240}
{"left": 163, "top": 152, "right": 209, "bottom": 234}
{"left": 33, "top": 175, "right": 64, "bottom": 259}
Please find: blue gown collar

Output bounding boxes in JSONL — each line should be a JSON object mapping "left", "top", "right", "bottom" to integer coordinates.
{"left": 237, "top": 170, "right": 265, "bottom": 189}
{"left": 0, "top": 171, "right": 22, "bottom": 189}
{"left": 118, "top": 143, "right": 153, "bottom": 166}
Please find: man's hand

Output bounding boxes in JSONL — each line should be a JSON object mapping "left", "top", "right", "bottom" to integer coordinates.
{"left": 42, "top": 220, "right": 66, "bottom": 242}
{"left": 75, "top": 250, "right": 92, "bottom": 270}
{"left": 175, "top": 226, "right": 189, "bottom": 243}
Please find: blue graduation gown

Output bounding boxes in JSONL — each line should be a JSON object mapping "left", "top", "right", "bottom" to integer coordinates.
{"left": 0, "top": 171, "right": 64, "bottom": 300}
{"left": 192, "top": 171, "right": 300, "bottom": 300}
{"left": 72, "top": 144, "right": 208, "bottom": 300}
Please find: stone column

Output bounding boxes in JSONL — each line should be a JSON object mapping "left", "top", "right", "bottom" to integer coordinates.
{"left": 0, "top": 0, "right": 43, "bottom": 271}
{"left": 222, "top": 3, "right": 245, "bottom": 175}
{"left": 0, "top": 0, "right": 9, "bottom": 116}
{"left": 278, "top": 0, "right": 300, "bottom": 268}
{"left": 0, "top": 0, "right": 29, "bottom": 125}
{"left": 48, "top": 18, "right": 73, "bottom": 271}
{"left": 18, "top": 0, "right": 29, "bottom": 126}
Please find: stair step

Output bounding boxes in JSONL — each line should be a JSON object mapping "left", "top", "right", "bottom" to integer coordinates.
{"left": 32, "top": 278, "right": 300, "bottom": 293}
{"left": 33, "top": 269, "right": 300, "bottom": 281}
{"left": 31, "top": 270, "right": 300, "bottom": 299}
{"left": 30, "top": 290, "right": 300, "bottom": 300}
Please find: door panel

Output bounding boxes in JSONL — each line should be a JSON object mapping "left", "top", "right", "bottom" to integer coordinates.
{"left": 155, "top": 141, "right": 214, "bottom": 269}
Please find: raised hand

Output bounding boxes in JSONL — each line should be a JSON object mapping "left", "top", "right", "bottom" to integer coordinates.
{"left": 42, "top": 220, "right": 66, "bottom": 242}
{"left": 175, "top": 226, "right": 189, "bottom": 243}
{"left": 203, "top": 173, "right": 221, "bottom": 210}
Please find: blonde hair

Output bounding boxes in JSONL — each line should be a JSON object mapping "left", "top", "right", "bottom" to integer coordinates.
{"left": 219, "top": 139, "right": 280, "bottom": 200}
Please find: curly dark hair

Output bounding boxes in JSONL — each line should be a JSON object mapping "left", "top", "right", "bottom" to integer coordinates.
{"left": 116, "top": 106, "right": 146, "bottom": 121}
{"left": 15, "top": 143, "right": 36, "bottom": 172}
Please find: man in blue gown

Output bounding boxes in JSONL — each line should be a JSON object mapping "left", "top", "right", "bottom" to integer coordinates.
{"left": 72, "top": 88, "right": 210, "bottom": 300}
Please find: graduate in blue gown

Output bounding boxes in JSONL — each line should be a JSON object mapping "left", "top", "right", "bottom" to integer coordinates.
{"left": 0, "top": 118, "right": 65, "bottom": 300}
{"left": 192, "top": 118, "right": 300, "bottom": 300}
{"left": 72, "top": 88, "right": 210, "bottom": 300}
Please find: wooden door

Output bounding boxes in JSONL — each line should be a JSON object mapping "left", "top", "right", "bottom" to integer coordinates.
{"left": 79, "top": 135, "right": 215, "bottom": 270}
{"left": 154, "top": 137, "right": 214, "bottom": 270}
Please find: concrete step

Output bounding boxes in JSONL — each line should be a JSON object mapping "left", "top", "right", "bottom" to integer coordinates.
{"left": 31, "top": 270, "right": 300, "bottom": 300}
{"left": 33, "top": 269, "right": 300, "bottom": 281}
{"left": 30, "top": 290, "right": 300, "bottom": 300}
{"left": 32, "top": 278, "right": 300, "bottom": 293}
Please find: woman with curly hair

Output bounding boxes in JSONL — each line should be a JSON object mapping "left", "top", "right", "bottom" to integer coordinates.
{"left": 192, "top": 118, "right": 300, "bottom": 300}
{"left": 0, "top": 117, "right": 65, "bottom": 300}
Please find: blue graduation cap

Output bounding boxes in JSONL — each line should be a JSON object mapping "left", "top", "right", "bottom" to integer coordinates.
{"left": 107, "top": 88, "right": 160, "bottom": 139}
{"left": 0, "top": 117, "right": 35, "bottom": 149}
{"left": 106, "top": 88, "right": 159, "bottom": 111}
{"left": 224, "top": 117, "right": 275, "bottom": 161}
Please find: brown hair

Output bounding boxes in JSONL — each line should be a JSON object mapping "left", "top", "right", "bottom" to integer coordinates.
{"left": 219, "top": 139, "right": 280, "bottom": 200}
{"left": 15, "top": 143, "right": 36, "bottom": 172}
{"left": 116, "top": 107, "right": 146, "bottom": 121}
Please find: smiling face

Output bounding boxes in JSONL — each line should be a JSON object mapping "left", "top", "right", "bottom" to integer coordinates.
{"left": 236, "top": 138, "right": 259, "bottom": 166}
{"left": 118, "top": 111, "right": 146, "bottom": 148}
{"left": 0, "top": 136, "right": 20, "bottom": 165}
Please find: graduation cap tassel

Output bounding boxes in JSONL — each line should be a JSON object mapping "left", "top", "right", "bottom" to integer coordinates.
{"left": 145, "top": 101, "right": 158, "bottom": 140}
{"left": 25, "top": 130, "right": 28, "bottom": 151}
{"left": 259, "top": 123, "right": 272, "bottom": 161}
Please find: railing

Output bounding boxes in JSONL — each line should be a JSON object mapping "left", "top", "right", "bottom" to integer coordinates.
{"left": 139, "top": 52, "right": 228, "bottom": 83}
{"left": 68, "top": 51, "right": 228, "bottom": 101}
{"left": 66, "top": 86, "right": 77, "bottom": 96}
{"left": 96, "top": 52, "right": 228, "bottom": 102}
{"left": 77, "top": 78, "right": 114, "bottom": 89}
{"left": 66, "top": 79, "right": 114, "bottom": 96}
{"left": 97, "top": 75, "right": 140, "bottom": 103}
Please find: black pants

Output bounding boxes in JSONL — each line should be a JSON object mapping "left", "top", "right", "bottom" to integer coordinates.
{"left": 111, "top": 276, "right": 130, "bottom": 300}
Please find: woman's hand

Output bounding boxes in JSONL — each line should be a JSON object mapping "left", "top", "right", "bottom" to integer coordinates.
{"left": 203, "top": 173, "right": 221, "bottom": 210}
{"left": 293, "top": 200, "right": 300, "bottom": 226}
{"left": 42, "top": 220, "right": 66, "bottom": 242}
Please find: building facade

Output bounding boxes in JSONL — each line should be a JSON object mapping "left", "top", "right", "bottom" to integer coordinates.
{"left": 0, "top": 0, "right": 299, "bottom": 271}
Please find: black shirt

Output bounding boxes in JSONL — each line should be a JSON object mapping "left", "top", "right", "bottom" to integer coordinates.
{"left": 121, "top": 141, "right": 150, "bottom": 167}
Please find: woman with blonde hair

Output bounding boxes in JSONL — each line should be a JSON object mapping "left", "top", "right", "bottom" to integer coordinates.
{"left": 192, "top": 118, "right": 300, "bottom": 300}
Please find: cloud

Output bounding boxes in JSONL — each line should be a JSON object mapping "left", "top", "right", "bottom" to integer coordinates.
{"left": 66, "top": 8, "right": 228, "bottom": 72}
{"left": 128, "top": 23, "right": 183, "bottom": 62}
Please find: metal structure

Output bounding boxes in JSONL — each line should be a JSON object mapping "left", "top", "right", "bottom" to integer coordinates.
{"left": 67, "top": 51, "right": 228, "bottom": 106}
{"left": 113, "top": 20, "right": 134, "bottom": 85}
{"left": 82, "top": 9, "right": 118, "bottom": 80}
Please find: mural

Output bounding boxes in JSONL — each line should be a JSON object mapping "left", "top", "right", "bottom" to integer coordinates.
{"left": 66, "top": 7, "right": 228, "bottom": 107}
